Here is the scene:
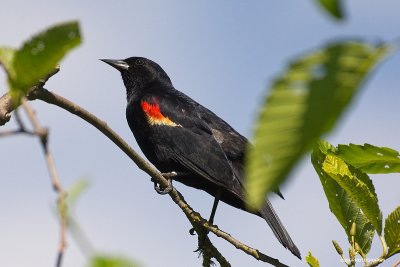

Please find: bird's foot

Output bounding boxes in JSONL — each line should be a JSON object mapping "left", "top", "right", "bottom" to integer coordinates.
{"left": 153, "top": 178, "right": 173, "bottom": 195}
{"left": 161, "top": 171, "right": 177, "bottom": 179}
{"left": 189, "top": 227, "right": 196, "bottom": 235}
{"left": 189, "top": 219, "right": 216, "bottom": 236}
{"left": 152, "top": 172, "right": 176, "bottom": 195}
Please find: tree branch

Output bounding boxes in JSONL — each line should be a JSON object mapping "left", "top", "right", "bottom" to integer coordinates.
{"left": 20, "top": 99, "right": 67, "bottom": 267}
{"left": 0, "top": 81, "right": 289, "bottom": 267}
{"left": 0, "top": 67, "right": 59, "bottom": 125}
{"left": 0, "top": 93, "right": 13, "bottom": 125}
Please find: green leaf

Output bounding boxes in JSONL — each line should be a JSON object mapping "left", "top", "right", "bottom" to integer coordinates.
{"left": 68, "top": 178, "right": 90, "bottom": 209}
{"left": 245, "top": 41, "right": 390, "bottom": 208}
{"left": 8, "top": 21, "right": 81, "bottom": 100}
{"left": 316, "top": 0, "right": 344, "bottom": 20}
{"left": 322, "top": 152, "right": 382, "bottom": 234}
{"left": 337, "top": 144, "right": 400, "bottom": 174}
{"left": 0, "top": 47, "right": 16, "bottom": 77}
{"left": 384, "top": 207, "right": 400, "bottom": 257}
{"left": 312, "top": 141, "right": 375, "bottom": 253}
{"left": 88, "top": 255, "right": 140, "bottom": 267}
{"left": 305, "top": 251, "right": 320, "bottom": 267}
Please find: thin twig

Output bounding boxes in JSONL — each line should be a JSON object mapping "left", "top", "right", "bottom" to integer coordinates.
{"left": 21, "top": 99, "right": 67, "bottom": 267}
{"left": 26, "top": 87, "right": 289, "bottom": 267}
{"left": 393, "top": 260, "right": 400, "bottom": 267}
{"left": 14, "top": 109, "right": 25, "bottom": 130}
{"left": 0, "top": 128, "right": 32, "bottom": 137}
{"left": 0, "top": 110, "right": 35, "bottom": 137}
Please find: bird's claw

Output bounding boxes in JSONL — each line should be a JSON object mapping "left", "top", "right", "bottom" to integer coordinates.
{"left": 154, "top": 184, "right": 171, "bottom": 195}
{"left": 153, "top": 179, "right": 173, "bottom": 195}
{"left": 189, "top": 227, "right": 196, "bottom": 235}
{"left": 152, "top": 172, "right": 176, "bottom": 195}
{"left": 193, "top": 246, "right": 201, "bottom": 253}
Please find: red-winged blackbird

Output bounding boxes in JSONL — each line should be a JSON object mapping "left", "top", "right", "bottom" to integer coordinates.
{"left": 101, "top": 57, "right": 301, "bottom": 259}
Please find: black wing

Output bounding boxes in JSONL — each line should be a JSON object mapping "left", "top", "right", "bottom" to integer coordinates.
{"left": 141, "top": 91, "right": 243, "bottom": 197}
{"left": 196, "top": 103, "right": 284, "bottom": 199}
{"left": 141, "top": 90, "right": 299, "bottom": 258}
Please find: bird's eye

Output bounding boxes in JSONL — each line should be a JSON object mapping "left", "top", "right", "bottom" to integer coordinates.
{"left": 135, "top": 59, "right": 144, "bottom": 65}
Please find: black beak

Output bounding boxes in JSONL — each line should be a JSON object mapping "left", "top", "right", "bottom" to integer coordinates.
{"left": 100, "top": 59, "right": 129, "bottom": 71}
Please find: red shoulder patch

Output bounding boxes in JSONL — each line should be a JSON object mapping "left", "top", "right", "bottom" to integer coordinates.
{"left": 140, "top": 100, "right": 181, "bottom": 127}
{"left": 141, "top": 101, "right": 164, "bottom": 120}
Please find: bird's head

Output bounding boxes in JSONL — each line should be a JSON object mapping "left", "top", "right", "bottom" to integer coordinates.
{"left": 101, "top": 57, "right": 172, "bottom": 99}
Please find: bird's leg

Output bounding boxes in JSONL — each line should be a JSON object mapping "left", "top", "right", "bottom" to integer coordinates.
{"left": 152, "top": 171, "right": 176, "bottom": 195}
{"left": 191, "top": 189, "right": 223, "bottom": 252}
{"left": 189, "top": 188, "right": 222, "bottom": 236}
{"left": 208, "top": 189, "right": 222, "bottom": 225}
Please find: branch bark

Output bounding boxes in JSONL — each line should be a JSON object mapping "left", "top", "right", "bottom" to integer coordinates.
{"left": 0, "top": 83, "right": 289, "bottom": 267}
{"left": 0, "top": 91, "right": 13, "bottom": 125}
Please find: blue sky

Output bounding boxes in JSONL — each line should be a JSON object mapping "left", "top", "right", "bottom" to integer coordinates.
{"left": 1, "top": 1, "right": 399, "bottom": 266}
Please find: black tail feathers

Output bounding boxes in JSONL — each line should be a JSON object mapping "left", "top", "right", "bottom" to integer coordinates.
{"left": 259, "top": 199, "right": 301, "bottom": 259}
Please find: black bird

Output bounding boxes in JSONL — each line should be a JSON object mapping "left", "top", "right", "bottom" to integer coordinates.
{"left": 101, "top": 57, "right": 301, "bottom": 259}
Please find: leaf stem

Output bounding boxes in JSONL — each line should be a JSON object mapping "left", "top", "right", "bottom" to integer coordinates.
{"left": 379, "top": 235, "right": 388, "bottom": 258}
